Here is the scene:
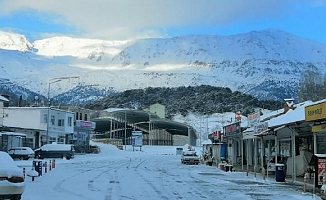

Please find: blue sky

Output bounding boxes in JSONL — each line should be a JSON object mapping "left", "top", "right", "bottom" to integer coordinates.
{"left": 0, "top": 0, "right": 326, "bottom": 44}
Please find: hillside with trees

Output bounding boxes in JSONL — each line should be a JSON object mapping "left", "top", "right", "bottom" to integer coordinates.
{"left": 86, "top": 85, "right": 283, "bottom": 119}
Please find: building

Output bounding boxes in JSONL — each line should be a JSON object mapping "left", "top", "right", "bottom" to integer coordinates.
{"left": 2, "top": 107, "right": 74, "bottom": 149}
{"left": 0, "top": 95, "right": 8, "bottom": 128}
{"left": 65, "top": 107, "right": 96, "bottom": 153}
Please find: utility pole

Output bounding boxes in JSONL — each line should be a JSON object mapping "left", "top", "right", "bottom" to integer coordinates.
{"left": 46, "top": 76, "right": 79, "bottom": 144}
{"left": 124, "top": 111, "right": 127, "bottom": 150}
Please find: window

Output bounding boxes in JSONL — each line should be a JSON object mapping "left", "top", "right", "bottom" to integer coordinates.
{"left": 75, "top": 112, "right": 79, "bottom": 120}
{"left": 58, "top": 136, "right": 65, "bottom": 144}
{"left": 43, "top": 114, "right": 48, "bottom": 123}
{"left": 58, "top": 119, "right": 64, "bottom": 127}
{"left": 49, "top": 137, "right": 56, "bottom": 144}
{"left": 84, "top": 114, "right": 88, "bottom": 121}
{"left": 68, "top": 117, "right": 72, "bottom": 126}
{"left": 51, "top": 115, "right": 55, "bottom": 125}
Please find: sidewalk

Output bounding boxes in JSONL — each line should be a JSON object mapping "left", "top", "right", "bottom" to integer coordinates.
{"left": 231, "top": 164, "right": 326, "bottom": 199}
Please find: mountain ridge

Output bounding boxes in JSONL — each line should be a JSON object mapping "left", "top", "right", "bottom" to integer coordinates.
{"left": 0, "top": 29, "right": 325, "bottom": 103}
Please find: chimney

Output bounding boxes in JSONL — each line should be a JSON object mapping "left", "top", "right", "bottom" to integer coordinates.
{"left": 283, "top": 98, "right": 294, "bottom": 113}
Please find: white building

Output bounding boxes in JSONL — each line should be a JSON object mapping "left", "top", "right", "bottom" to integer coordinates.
{"left": 0, "top": 95, "right": 9, "bottom": 127}
{"left": 149, "top": 103, "right": 166, "bottom": 119}
{"left": 3, "top": 107, "right": 74, "bottom": 149}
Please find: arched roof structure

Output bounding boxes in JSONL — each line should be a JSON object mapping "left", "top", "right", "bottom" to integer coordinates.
{"left": 92, "top": 109, "right": 198, "bottom": 145}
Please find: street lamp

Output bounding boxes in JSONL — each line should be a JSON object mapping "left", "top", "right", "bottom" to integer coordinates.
{"left": 124, "top": 111, "right": 127, "bottom": 150}
{"left": 46, "top": 76, "right": 79, "bottom": 144}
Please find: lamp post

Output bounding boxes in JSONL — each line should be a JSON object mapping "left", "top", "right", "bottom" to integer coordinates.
{"left": 124, "top": 111, "right": 127, "bottom": 150}
{"left": 46, "top": 76, "right": 79, "bottom": 144}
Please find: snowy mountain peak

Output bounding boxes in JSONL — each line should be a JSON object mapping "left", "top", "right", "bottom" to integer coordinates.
{"left": 0, "top": 30, "right": 33, "bottom": 52}
{"left": 1, "top": 29, "right": 326, "bottom": 102}
{"left": 33, "top": 36, "right": 132, "bottom": 58}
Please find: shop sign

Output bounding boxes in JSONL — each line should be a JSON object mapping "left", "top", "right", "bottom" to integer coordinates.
{"left": 305, "top": 102, "right": 326, "bottom": 121}
{"left": 247, "top": 112, "right": 260, "bottom": 127}
{"left": 224, "top": 122, "right": 241, "bottom": 137}
{"left": 318, "top": 158, "right": 326, "bottom": 186}
{"left": 254, "top": 122, "right": 268, "bottom": 134}
{"left": 76, "top": 120, "right": 96, "bottom": 129}
{"left": 312, "top": 124, "right": 326, "bottom": 133}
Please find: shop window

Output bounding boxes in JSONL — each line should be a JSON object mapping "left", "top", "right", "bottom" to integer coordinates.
{"left": 280, "top": 140, "right": 291, "bottom": 157}
{"left": 317, "top": 135, "right": 326, "bottom": 154}
{"left": 49, "top": 137, "right": 56, "bottom": 144}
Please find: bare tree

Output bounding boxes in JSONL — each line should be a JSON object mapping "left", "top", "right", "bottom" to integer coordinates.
{"left": 298, "top": 68, "right": 324, "bottom": 102}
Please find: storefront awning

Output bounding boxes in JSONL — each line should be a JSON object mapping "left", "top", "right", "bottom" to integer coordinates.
{"left": 254, "top": 129, "right": 272, "bottom": 137}
{"left": 0, "top": 132, "right": 26, "bottom": 137}
{"left": 242, "top": 127, "right": 255, "bottom": 139}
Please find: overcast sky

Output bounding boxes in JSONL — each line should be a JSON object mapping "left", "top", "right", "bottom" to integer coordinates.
{"left": 0, "top": 0, "right": 326, "bottom": 44}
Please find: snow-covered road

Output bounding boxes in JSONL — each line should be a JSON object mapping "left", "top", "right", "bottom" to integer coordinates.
{"left": 19, "top": 144, "right": 319, "bottom": 200}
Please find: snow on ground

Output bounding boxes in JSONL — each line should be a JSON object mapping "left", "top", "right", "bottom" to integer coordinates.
{"left": 11, "top": 143, "right": 321, "bottom": 200}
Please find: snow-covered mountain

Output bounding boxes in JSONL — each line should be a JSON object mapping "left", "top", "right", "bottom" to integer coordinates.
{"left": 0, "top": 29, "right": 326, "bottom": 103}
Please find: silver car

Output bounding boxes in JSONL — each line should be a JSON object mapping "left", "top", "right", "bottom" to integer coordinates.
{"left": 0, "top": 151, "right": 26, "bottom": 200}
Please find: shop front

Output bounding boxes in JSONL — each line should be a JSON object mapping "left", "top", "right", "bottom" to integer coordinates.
{"left": 224, "top": 121, "right": 242, "bottom": 166}
{"left": 69, "top": 120, "right": 96, "bottom": 153}
{"left": 305, "top": 101, "right": 326, "bottom": 187}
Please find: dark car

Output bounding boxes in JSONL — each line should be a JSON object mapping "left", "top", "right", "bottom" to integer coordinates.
{"left": 34, "top": 143, "right": 75, "bottom": 160}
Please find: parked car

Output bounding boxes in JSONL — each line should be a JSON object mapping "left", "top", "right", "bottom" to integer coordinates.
{"left": 34, "top": 143, "right": 75, "bottom": 160}
{"left": 8, "top": 147, "right": 35, "bottom": 160}
{"left": 0, "top": 151, "right": 26, "bottom": 200}
{"left": 181, "top": 150, "right": 200, "bottom": 165}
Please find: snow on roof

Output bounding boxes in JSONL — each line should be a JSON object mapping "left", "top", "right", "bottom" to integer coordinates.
{"left": 0, "top": 132, "right": 26, "bottom": 137}
{"left": 201, "top": 139, "right": 212, "bottom": 145}
{"left": 260, "top": 108, "right": 284, "bottom": 122}
{"left": 105, "top": 108, "right": 131, "bottom": 112}
{"left": 266, "top": 100, "right": 322, "bottom": 128}
{"left": 39, "top": 143, "right": 73, "bottom": 151}
{"left": 0, "top": 95, "right": 9, "bottom": 101}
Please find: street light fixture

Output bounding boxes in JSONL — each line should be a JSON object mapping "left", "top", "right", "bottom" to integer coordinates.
{"left": 46, "top": 76, "right": 79, "bottom": 144}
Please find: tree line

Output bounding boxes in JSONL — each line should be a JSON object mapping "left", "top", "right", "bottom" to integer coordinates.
{"left": 298, "top": 68, "right": 326, "bottom": 102}
{"left": 86, "top": 85, "right": 283, "bottom": 119}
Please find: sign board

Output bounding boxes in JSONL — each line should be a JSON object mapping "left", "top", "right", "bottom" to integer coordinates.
{"left": 132, "top": 131, "right": 143, "bottom": 147}
{"left": 41, "top": 135, "right": 49, "bottom": 143}
{"left": 254, "top": 122, "right": 268, "bottom": 135}
{"left": 305, "top": 102, "right": 326, "bottom": 122}
{"left": 312, "top": 124, "right": 326, "bottom": 133}
{"left": 76, "top": 120, "right": 96, "bottom": 129}
{"left": 224, "top": 122, "right": 241, "bottom": 137}
{"left": 247, "top": 112, "right": 260, "bottom": 127}
{"left": 318, "top": 158, "right": 326, "bottom": 186}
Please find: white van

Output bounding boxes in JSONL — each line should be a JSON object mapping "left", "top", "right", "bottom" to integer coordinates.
{"left": 8, "top": 147, "right": 35, "bottom": 160}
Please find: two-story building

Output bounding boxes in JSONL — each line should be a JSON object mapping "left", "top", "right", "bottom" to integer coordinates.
{"left": 3, "top": 106, "right": 74, "bottom": 149}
